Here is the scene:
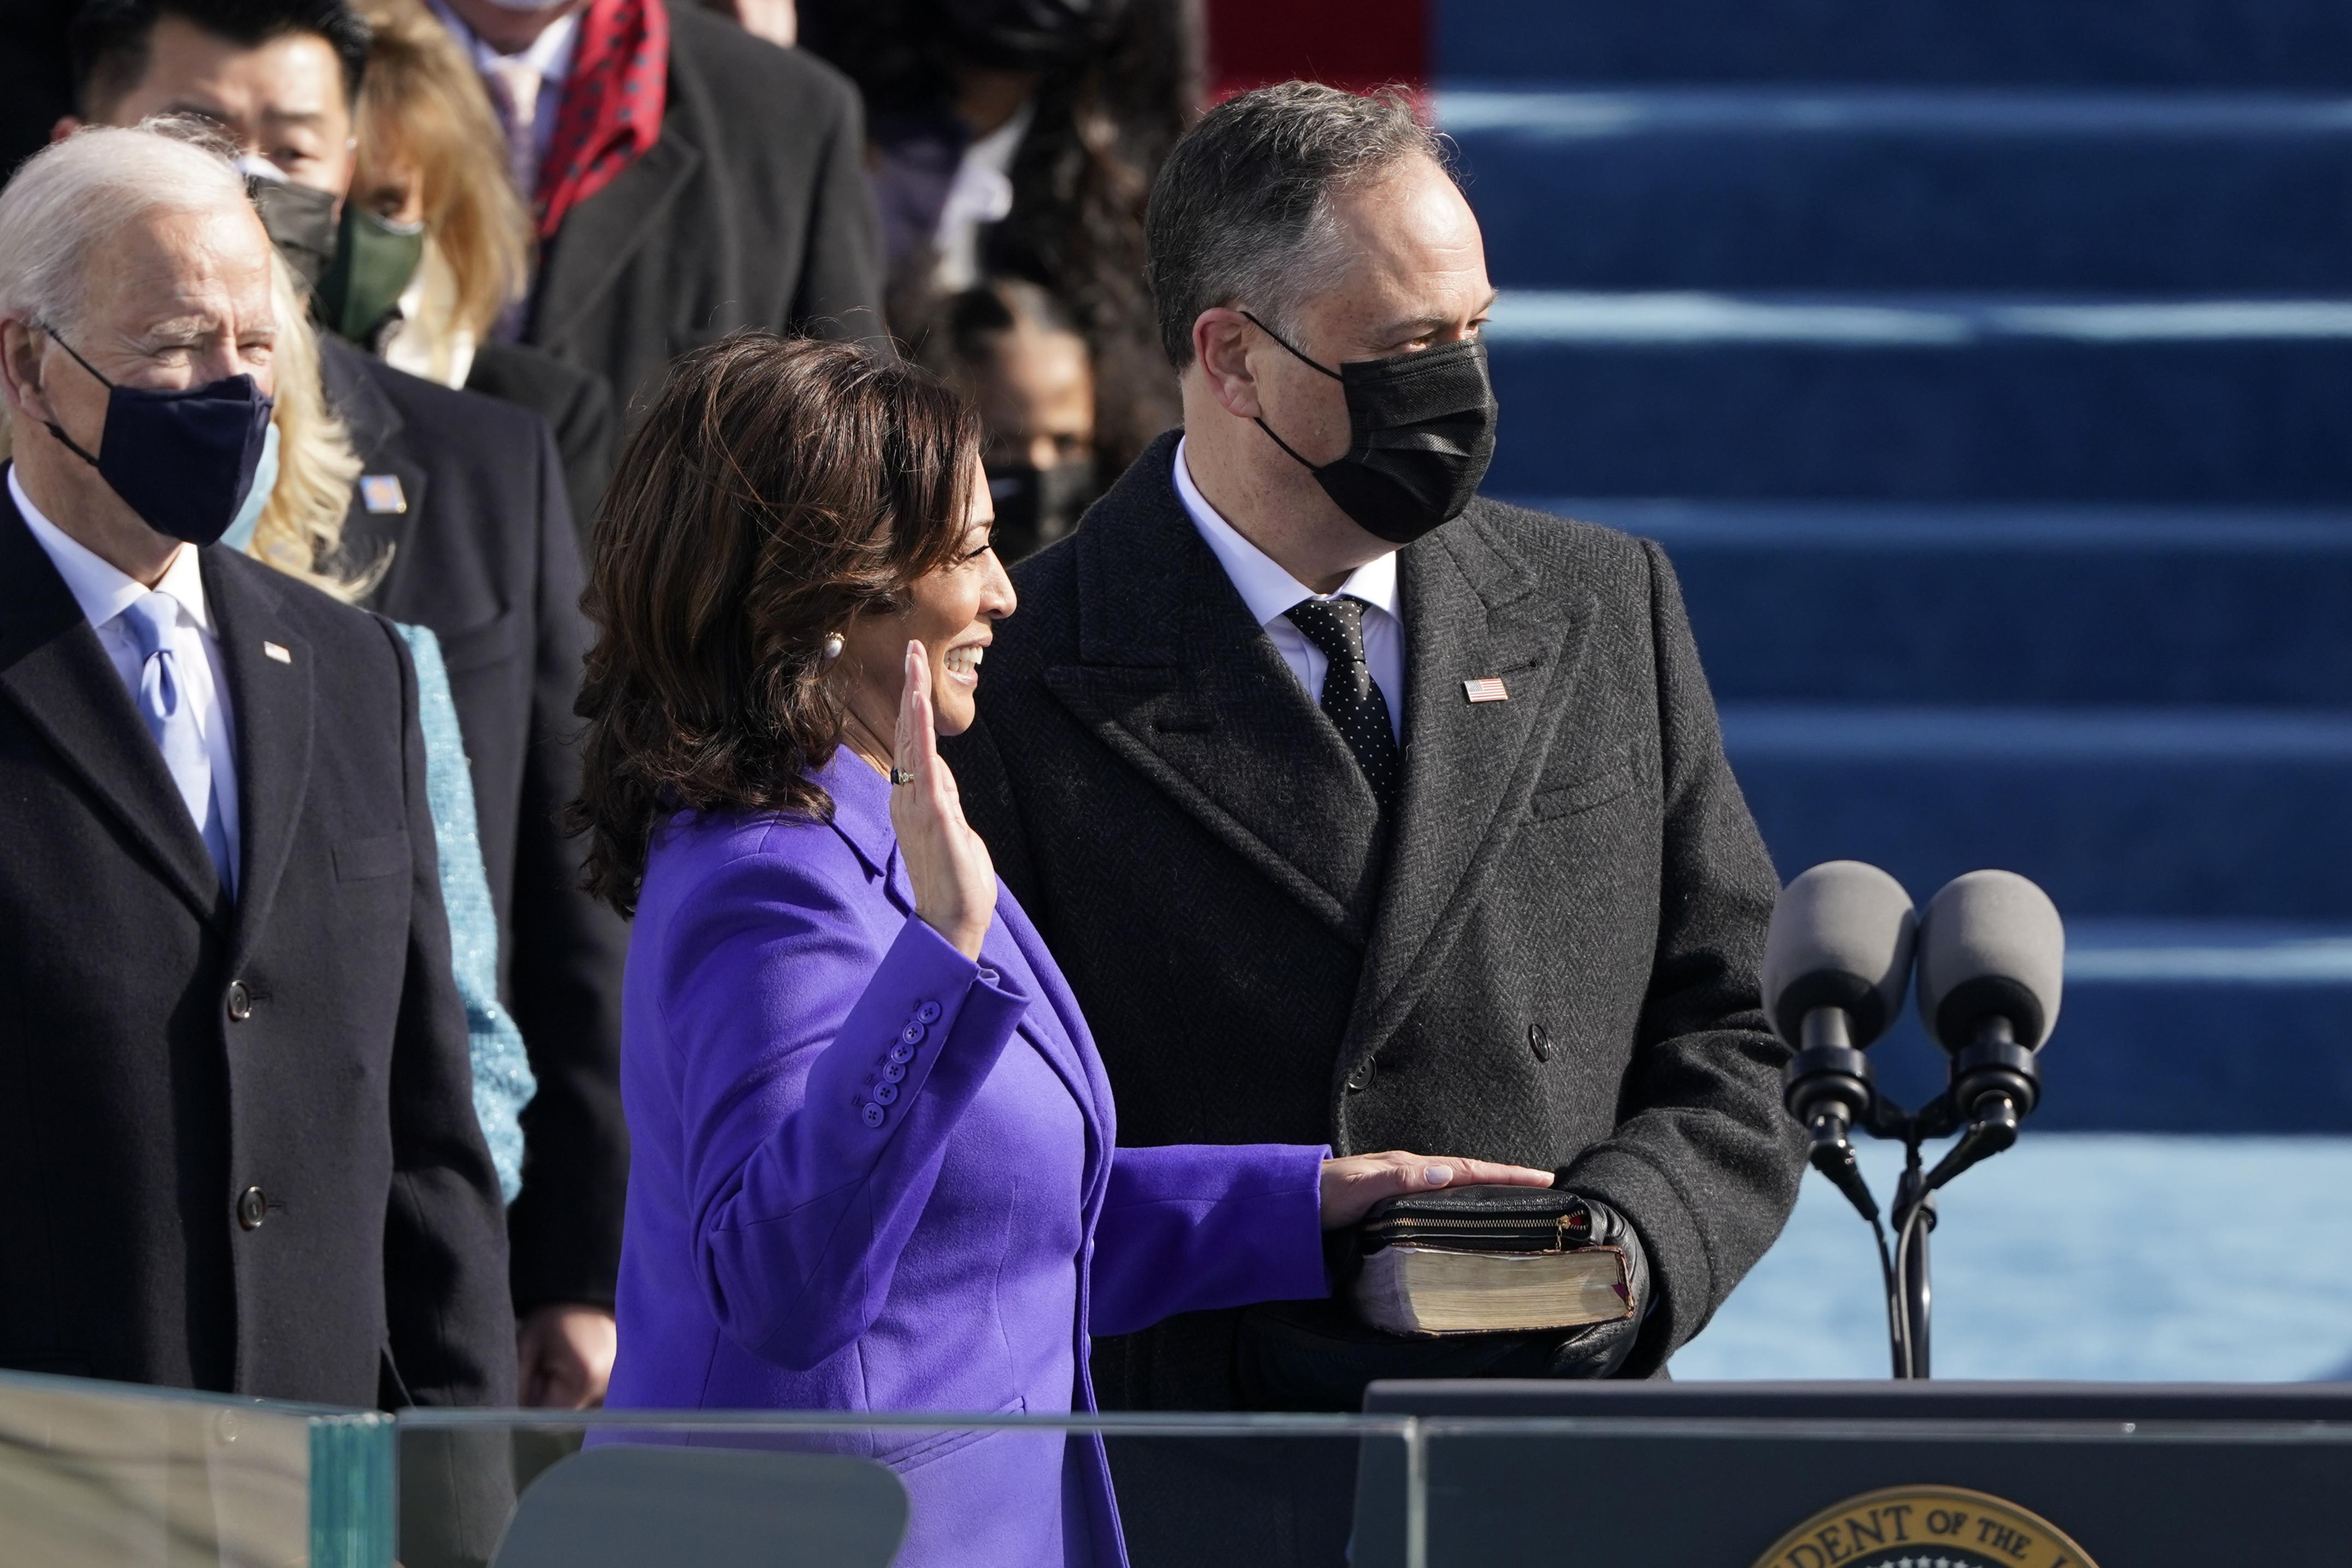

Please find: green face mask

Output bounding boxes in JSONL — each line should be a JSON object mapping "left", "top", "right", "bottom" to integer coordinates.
{"left": 315, "top": 204, "right": 426, "bottom": 346}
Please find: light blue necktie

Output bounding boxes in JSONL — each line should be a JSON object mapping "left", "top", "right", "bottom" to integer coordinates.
{"left": 121, "top": 591, "right": 235, "bottom": 895}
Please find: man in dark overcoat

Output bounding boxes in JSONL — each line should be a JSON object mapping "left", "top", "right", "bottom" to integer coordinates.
{"left": 0, "top": 122, "right": 513, "bottom": 1428}
{"left": 949, "top": 82, "right": 1808, "bottom": 1566}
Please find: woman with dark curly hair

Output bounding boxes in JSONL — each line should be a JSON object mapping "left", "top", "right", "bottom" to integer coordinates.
{"left": 799, "top": 0, "right": 1195, "bottom": 473}
{"left": 574, "top": 333, "right": 1547, "bottom": 1567}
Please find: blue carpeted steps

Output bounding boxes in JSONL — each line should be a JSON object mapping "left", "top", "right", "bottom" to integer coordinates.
{"left": 1558, "top": 501, "right": 2352, "bottom": 706}
{"left": 1437, "top": 4, "right": 2352, "bottom": 1130}
{"left": 1445, "top": 89, "right": 2352, "bottom": 294}
{"left": 1438, "top": 1, "right": 2352, "bottom": 90}
{"left": 1483, "top": 313, "right": 2352, "bottom": 501}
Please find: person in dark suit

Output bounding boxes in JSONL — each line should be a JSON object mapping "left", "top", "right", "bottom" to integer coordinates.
{"left": 427, "top": 0, "right": 886, "bottom": 422}
{"left": 946, "top": 84, "right": 1809, "bottom": 1565}
{"left": 319, "top": 336, "right": 634, "bottom": 1405}
{"left": 451, "top": 338, "right": 611, "bottom": 534}
{"left": 0, "top": 121, "right": 513, "bottom": 1420}
{"left": 68, "top": 0, "right": 637, "bottom": 1409}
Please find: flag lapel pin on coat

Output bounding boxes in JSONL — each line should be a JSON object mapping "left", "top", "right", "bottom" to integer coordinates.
{"left": 1463, "top": 676, "right": 1509, "bottom": 703}
{"left": 263, "top": 642, "right": 292, "bottom": 664}
{"left": 359, "top": 474, "right": 407, "bottom": 514}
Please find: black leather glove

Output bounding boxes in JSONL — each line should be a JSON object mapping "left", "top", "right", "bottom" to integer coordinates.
{"left": 1234, "top": 1189, "right": 1651, "bottom": 1410}
{"left": 1542, "top": 1193, "right": 1649, "bottom": 1380}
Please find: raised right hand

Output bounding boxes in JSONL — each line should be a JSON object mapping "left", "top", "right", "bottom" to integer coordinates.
{"left": 889, "top": 640, "right": 998, "bottom": 959}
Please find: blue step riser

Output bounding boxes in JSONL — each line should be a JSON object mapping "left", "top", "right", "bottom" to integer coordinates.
{"left": 1487, "top": 340, "right": 2352, "bottom": 502}
{"left": 1452, "top": 123, "right": 2352, "bottom": 292}
{"left": 1655, "top": 543, "right": 2352, "bottom": 706}
{"left": 1437, "top": 1, "right": 2352, "bottom": 89}
{"left": 1734, "top": 753, "right": 2352, "bottom": 919}
{"left": 1838, "top": 1002, "right": 2352, "bottom": 1134}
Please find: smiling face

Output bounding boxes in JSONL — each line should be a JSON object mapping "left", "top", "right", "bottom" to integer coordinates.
{"left": 837, "top": 457, "right": 1016, "bottom": 739}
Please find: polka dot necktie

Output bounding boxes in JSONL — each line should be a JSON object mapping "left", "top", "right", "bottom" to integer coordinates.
{"left": 1285, "top": 595, "right": 1400, "bottom": 812}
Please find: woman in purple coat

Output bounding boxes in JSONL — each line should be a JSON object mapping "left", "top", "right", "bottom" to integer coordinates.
{"left": 569, "top": 336, "right": 1551, "bottom": 1567}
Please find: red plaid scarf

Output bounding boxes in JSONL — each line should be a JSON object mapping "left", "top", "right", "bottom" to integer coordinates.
{"left": 535, "top": 0, "right": 670, "bottom": 240}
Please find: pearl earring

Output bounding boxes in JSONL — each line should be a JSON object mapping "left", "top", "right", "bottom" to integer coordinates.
{"left": 820, "top": 632, "right": 846, "bottom": 662}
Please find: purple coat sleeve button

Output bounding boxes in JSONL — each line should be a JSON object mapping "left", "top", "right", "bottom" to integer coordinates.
{"left": 861, "top": 1104, "right": 885, "bottom": 1128}
{"left": 900, "top": 1021, "right": 928, "bottom": 1047}
{"left": 916, "top": 1001, "right": 942, "bottom": 1024}
{"left": 888, "top": 1043, "right": 916, "bottom": 1066}
{"left": 873, "top": 1082, "right": 899, "bottom": 1106}
{"left": 881, "top": 1061, "right": 907, "bottom": 1084}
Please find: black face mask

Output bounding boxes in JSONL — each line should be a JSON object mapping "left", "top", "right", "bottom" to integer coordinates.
{"left": 987, "top": 458, "right": 1097, "bottom": 563}
{"left": 247, "top": 174, "right": 340, "bottom": 290}
{"left": 1243, "top": 311, "right": 1499, "bottom": 546}
{"left": 37, "top": 328, "right": 277, "bottom": 547}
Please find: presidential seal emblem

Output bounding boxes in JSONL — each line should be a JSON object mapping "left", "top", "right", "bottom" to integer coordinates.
{"left": 1749, "top": 1484, "right": 2099, "bottom": 1568}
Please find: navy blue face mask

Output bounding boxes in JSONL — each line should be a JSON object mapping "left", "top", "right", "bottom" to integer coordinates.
{"left": 37, "top": 326, "right": 277, "bottom": 547}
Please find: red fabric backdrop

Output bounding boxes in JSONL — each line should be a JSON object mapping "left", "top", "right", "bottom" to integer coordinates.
{"left": 1203, "top": 0, "right": 1430, "bottom": 98}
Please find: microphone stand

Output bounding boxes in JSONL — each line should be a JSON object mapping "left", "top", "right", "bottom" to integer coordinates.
{"left": 1788, "top": 1015, "right": 2039, "bottom": 1379}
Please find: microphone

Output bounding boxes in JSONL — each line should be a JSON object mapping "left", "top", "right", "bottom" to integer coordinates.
{"left": 1914, "top": 870, "right": 2064, "bottom": 1189}
{"left": 1762, "top": 861, "right": 1919, "bottom": 1221}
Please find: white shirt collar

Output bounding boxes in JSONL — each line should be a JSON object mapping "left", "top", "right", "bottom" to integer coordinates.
{"left": 431, "top": 0, "right": 580, "bottom": 81}
{"left": 1171, "top": 436, "right": 1399, "bottom": 627}
{"left": 9, "top": 463, "right": 214, "bottom": 637}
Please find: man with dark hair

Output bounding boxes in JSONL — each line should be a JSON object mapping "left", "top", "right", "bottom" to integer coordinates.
{"left": 950, "top": 81, "right": 1807, "bottom": 1564}
{"left": 422, "top": 0, "right": 885, "bottom": 421}
{"left": 67, "top": 0, "right": 637, "bottom": 1413}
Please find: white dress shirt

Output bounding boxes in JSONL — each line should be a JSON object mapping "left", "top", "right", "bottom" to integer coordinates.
{"left": 1172, "top": 436, "right": 1406, "bottom": 741}
{"left": 935, "top": 101, "right": 1035, "bottom": 291}
{"left": 10, "top": 465, "right": 243, "bottom": 872}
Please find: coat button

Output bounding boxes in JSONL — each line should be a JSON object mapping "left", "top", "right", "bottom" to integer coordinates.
{"left": 861, "top": 1104, "right": 885, "bottom": 1129}
{"left": 900, "top": 1021, "right": 927, "bottom": 1047}
{"left": 916, "top": 1001, "right": 942, "bottom": 1024}
{"left": 226, "top": 981, "right": 252, "bottom": 1022}
{"left": 888, "top": 1043, "right": 916, "bottom": 1066}
{"left": 881, "top": 1061, "right": 906, "bottom": 1084}
{"left": 872, "top": 1082, "right": 898, "bottom": 1106}
{"left": 1528, "top": 1023, "right": 1552, "bottom": 1062}
{"left": 236, "top": 1186, "right": 267, "bottom": 1230}
{"left": 1345, "top": 1060, "right": 1376, "bottom": 1093}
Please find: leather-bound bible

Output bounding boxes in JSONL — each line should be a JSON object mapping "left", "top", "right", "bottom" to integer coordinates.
{"left": 1351, "top": 1187, "right": 1635, "bottom": 1337}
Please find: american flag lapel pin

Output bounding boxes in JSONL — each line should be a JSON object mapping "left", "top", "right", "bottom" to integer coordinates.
{"left": 263, "top": 641, "right": 293, "bottom": 664}
{"left": 359, "top": 474, "right": 408, "bottom": 514}
{"left": 1463, "top": 676, "right": 1509, "bottom": 704}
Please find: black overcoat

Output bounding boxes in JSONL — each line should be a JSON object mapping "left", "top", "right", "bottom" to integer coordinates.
{"left": 0, "top": 490, "right": 515, "bottom": 1409}
{"left": 322, "top": 340, "right": 633, "bottom": 1318}
{"left": 521, "top": 5, "right": 887, "bottom": 422}
{"left": 948, "top": 432, "right": 1809, "bottom": 1559}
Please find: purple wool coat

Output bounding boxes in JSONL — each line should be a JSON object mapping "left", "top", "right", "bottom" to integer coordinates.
{"left": 603, "top": 752, "right": 1332, "bottom": 1567}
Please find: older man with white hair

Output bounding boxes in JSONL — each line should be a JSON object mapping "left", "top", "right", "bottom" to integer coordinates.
{"left": 0, "top": 122, "right": 514, "bottom": 1424}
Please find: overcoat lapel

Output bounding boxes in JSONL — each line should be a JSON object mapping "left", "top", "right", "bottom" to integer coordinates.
{"left": 1044, "top": 443, "right": 1388, "bottom": 942}
{"left": 0, "top": 498, "right": 225, "bottom": 922}
{"left": 1342, "top": 505, "right": 1597, "bottom": 1064}
{"left": 202, "top": 552, "right": 313, "bottom": 967}
{"left": 530, "top": 129, "right": 703, "bottom": 353}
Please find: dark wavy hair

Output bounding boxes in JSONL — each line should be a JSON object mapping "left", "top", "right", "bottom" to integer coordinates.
{"left": 568, "top": 334, "right": 982, "bottom": 916}
{"left": 799, "top": 0, "right": 1199, "bottom": 471}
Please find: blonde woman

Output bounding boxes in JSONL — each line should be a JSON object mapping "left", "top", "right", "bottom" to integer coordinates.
{"left": 237, "top": 252, "right": 539, "bottom": 1203}
{"left": 342, "top": 0, "right": 615, "bottom": 533}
